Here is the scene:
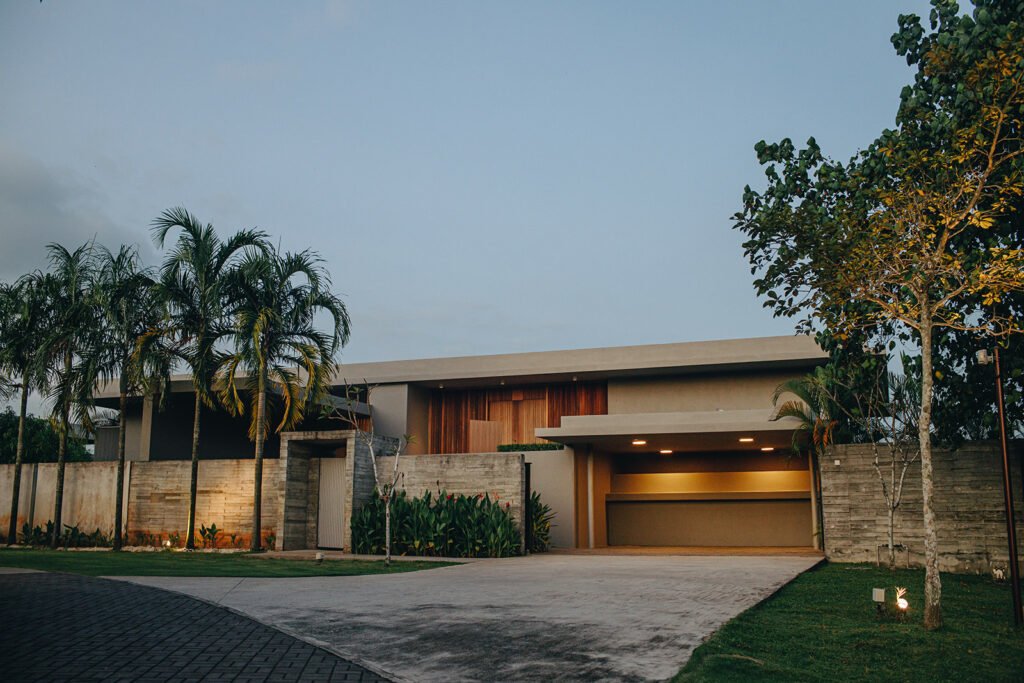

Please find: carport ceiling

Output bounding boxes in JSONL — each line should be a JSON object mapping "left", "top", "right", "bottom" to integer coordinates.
{"left": 535, "top": 409, "right": 803, "bottom": 453}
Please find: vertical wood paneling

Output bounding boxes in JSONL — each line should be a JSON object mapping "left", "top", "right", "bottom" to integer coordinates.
{"left": 428, "top": 381, "right": 607, "bottom": 453}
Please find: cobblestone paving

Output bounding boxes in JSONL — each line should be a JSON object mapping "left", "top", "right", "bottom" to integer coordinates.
{"left": 0, "top": 572, "right": 388, "bottom": 682}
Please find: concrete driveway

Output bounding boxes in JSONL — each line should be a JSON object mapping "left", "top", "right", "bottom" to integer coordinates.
{"left": 119, "top": 553, "right": 820, "bottom": 682}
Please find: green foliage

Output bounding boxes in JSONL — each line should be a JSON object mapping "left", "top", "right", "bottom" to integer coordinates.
{"left": 134, "top": 531, "right": 159, "bottom": 547}
{"left": 675, "top": 563, "right": 1024, "bottom": 681}
{"left": 198, "top": 523, "right": 222, "bottom": 548}
{"left": 17, "top": 521, "right": 111, "bottom": 548}
{"left": 496, "top": 443, "right": 562, "bottom": 452}
{"left": 0, "top": 409, "right": 91, "bottom": 464}
{"left": 527, "top": 491, "right": 555, "bottom": 553}
{"left": 351, "top": 489, "right": 522, "bottom": 558}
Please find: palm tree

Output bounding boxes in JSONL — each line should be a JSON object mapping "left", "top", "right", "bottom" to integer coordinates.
{"left": 151, "top": 207, "right": 268, "bottom": 550}
{"left": 218, "top": 248, "right": 349, "bottom": 551}
{"left": 91, "top": 245, "right": 171, "bottom": 550}
{"left": 0, "top": 275, "right": 50, "bottom": 545}
{"left": 771, "top": 368, "right": 837, "bottom": 550}
{"left": 37, "top": 243, "right": 100, "bottom": 548}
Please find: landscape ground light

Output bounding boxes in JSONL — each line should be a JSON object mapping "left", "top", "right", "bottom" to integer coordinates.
{"left": 977, "top": 347, "right": 1022, "bottom": 626}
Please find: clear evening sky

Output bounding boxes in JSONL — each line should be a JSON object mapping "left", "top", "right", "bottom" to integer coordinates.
{"left": 1, "top": 0, "right": 935, "bottom": 398}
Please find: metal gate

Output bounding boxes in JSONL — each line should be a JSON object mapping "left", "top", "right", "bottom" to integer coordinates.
{"left": 317, "top": 458, "right": 347, "bottom": 549}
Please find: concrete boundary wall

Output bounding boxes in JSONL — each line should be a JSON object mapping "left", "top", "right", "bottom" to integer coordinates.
{"left": 3, "top": 439, "right": 542, "bottom": 551}
{"left": 821, "top": 440, "right": 1024, "bottom": 574}
{"left": 0, "top": 462, "right": 126, "bottom": 537}
{"left": 0, "top": 460, "right": 281, "bottom": 546}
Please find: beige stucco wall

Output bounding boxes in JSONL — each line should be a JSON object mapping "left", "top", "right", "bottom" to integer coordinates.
{"left": 0, "top": 462, "right": 125, "bottom": 537}
{"left": 607, "top": 370, "right": 801, "bottom": 414}
{"left": 524, "top": 448, "right": 575, "bottom": 548}
{"left": 406, "top": 384, "right": 431, "bottom": 455}
{"left": 367, "top": 384, "right": 410, "bottom": 441}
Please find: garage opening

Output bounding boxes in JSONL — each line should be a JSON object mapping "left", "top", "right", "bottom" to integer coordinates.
{"left": 604, "top": 451, "right": 813, "bottom": 548}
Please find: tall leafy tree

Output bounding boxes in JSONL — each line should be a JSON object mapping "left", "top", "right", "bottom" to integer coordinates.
{"left": 734, "top": 1, "right": 1024, "bottom": 628}
{"left": 151, "top": 207, "right": 268, "bottom": 550}
{"left": 0, "top": 275, "right": 50, "bottom": 544}
{"left": 217, "top": 248, "right": 349, "bottom": 551}
{"left": 37, "top": 243, "right": 101, "bottom": 548}
{"left": 91, "top": 245, "right": 171, "bottom": 550}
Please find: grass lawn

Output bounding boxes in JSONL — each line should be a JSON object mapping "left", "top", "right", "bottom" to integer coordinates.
{"left": 0, "top": 548, "right": 453, "bottom": 577}
{"left": 675, "top": 562, "right": 1024, "bottom": 682}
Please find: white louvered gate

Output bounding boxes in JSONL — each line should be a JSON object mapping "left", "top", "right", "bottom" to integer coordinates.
{"left": 317, "top": 457, "right": 346, "bottom": 549}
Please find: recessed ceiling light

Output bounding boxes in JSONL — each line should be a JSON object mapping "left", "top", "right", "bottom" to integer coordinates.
{"left": 761, "top": 447, "right": 775, "bottom": 452}
{"left": 632, "top": 439, "right": 646, "bottom": 446}
{"left": 659, "top": 449, "right": 673, "bottom": 454}
{"left": 739, "top": 437, "right": 754, "bottom": 443}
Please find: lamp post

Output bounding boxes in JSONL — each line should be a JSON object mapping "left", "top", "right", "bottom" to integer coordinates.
{"left": 978, "top": 347, "right": 1022, "bottom": 626}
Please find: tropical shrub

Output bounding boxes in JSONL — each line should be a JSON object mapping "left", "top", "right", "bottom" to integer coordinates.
{"left": 527, "top": 491, "right": 555, "bottom": 553}
{"left": 496, "top": 443, "right": 561, "bottom": 452}
{"left": 17, "top": 521, "right": 111, "bottom": 548}
{"left": 351, "top": 489, "right": 522, "bottom": 558}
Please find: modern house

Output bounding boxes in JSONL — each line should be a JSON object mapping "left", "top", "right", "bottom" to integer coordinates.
{"left": 93, "top": 335, "right": 829, "bottom": 550}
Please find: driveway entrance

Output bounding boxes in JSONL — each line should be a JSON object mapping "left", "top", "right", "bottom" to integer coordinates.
{"left": 120, "top": 553, "right": 820, "bottom": 681}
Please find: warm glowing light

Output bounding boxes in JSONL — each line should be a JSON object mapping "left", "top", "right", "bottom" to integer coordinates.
{"left": 761, "top": 447, "right": 775, "bottom": 451}
{"left": 659, "top": 449, "right": 673, "bottom": 454}
{"left": 631, "top": 439, "right": 647, "bottom": 446}
{"left": 896, "top": 587, "right": 908, "bottom": 610}
{"left": 738, "top": 437, "right": 754, "bottom": 443}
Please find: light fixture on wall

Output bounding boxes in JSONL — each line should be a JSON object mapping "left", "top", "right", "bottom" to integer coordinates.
{"left": 761, "top": 447, "right": 775, "bottom": 452}
{"left": 631, "top": 439, "right": 646, "bottom": 446}
{"left": 738, "top": 437, "right": 754, "bottom": 443}
{"left": 659, "top": 449, "right": 672, "bottom": 454}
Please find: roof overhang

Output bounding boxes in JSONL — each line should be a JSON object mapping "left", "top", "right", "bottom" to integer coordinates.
{"left": 535, "top": 409, "right": 803, "bottom": 453}
{"left": 332, "top": 335, "right": 827, "bottom": 388}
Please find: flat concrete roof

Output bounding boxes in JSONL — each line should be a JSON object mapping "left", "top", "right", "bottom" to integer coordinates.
{"left": 94, "top": 335, "right": 826, "bottom": 399}
{"left": 333, "top": 335, "right": 826, "bottom": 387}
{"left": 535, "top": 409, "right": 803, "bottom": 453}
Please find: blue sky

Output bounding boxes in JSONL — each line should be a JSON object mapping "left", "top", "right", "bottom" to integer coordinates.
{"left": 1, "top": 0, "right": 935, "bottom": 384}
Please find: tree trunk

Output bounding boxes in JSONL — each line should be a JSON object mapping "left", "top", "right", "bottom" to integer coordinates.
{"left": 51, "top": 353, "right": 71, "bottom": 549}
{"left": 889, "top": 457, "right": 896, "bottom": 570}
{"left": 888, "top": 506, "right": 896, "bottom": 570}
{"left": 385, "top": 493, "right": 392, "bottom": 568}
{"left": 7, "top": 381, "right": 29, "bottom": 545}
{"left": 185, "top": 392, "right": 202, "bottom": 550}
{"left": 250, "top": 388, "right": 266, "bottom": 552}
{"left": 113, "top": 374, "right": 127, "bottom": 551}
{"left": 919, "top": 311, "right": 943, "bottom": 629}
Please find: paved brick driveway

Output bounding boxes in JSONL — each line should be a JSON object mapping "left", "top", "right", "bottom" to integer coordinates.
{"left": 121, "top": 553, "right": 821, "bottom": 681}
{"left": 0, "top": 570, "right": 386, "bottom": 682}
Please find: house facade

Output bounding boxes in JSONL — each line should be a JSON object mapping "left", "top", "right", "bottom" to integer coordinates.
{"left": 93, "top": 335, "right": 828, "bottom": 550}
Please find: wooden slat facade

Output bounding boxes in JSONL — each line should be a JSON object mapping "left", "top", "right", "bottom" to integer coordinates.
{"left": 427, "top": 382, "right": 607, "bottom": 454}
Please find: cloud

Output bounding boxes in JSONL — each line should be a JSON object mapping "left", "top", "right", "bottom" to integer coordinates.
{"left": 0, "top": 144, "right": 152, "bottom": 283}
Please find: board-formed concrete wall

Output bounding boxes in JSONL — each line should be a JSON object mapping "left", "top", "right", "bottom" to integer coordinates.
{"left": 821, "top": 441, "right": 1024, "bottom": 574}
{"left": 355, "top": 450, "right": 526, "bottom": 549}
{"left": 127, "top": 460, "right": 283, "bottom": 546}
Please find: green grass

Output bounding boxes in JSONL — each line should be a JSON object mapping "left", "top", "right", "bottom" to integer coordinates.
{"left": 675, "top": 562, "right": 1024, "bottom": 682}
{"left": 0, "top": 548, "right": 453, "bottom": 577}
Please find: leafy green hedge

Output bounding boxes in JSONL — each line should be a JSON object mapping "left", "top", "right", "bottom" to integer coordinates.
{"left": 496, "top": 442, "right": 562, "bottom": 452}
{"left": 351, "top": 489, "right": 522, "bottom": 558}
{"left": 527, "top": 491, "right": 555, "bottom": 552}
